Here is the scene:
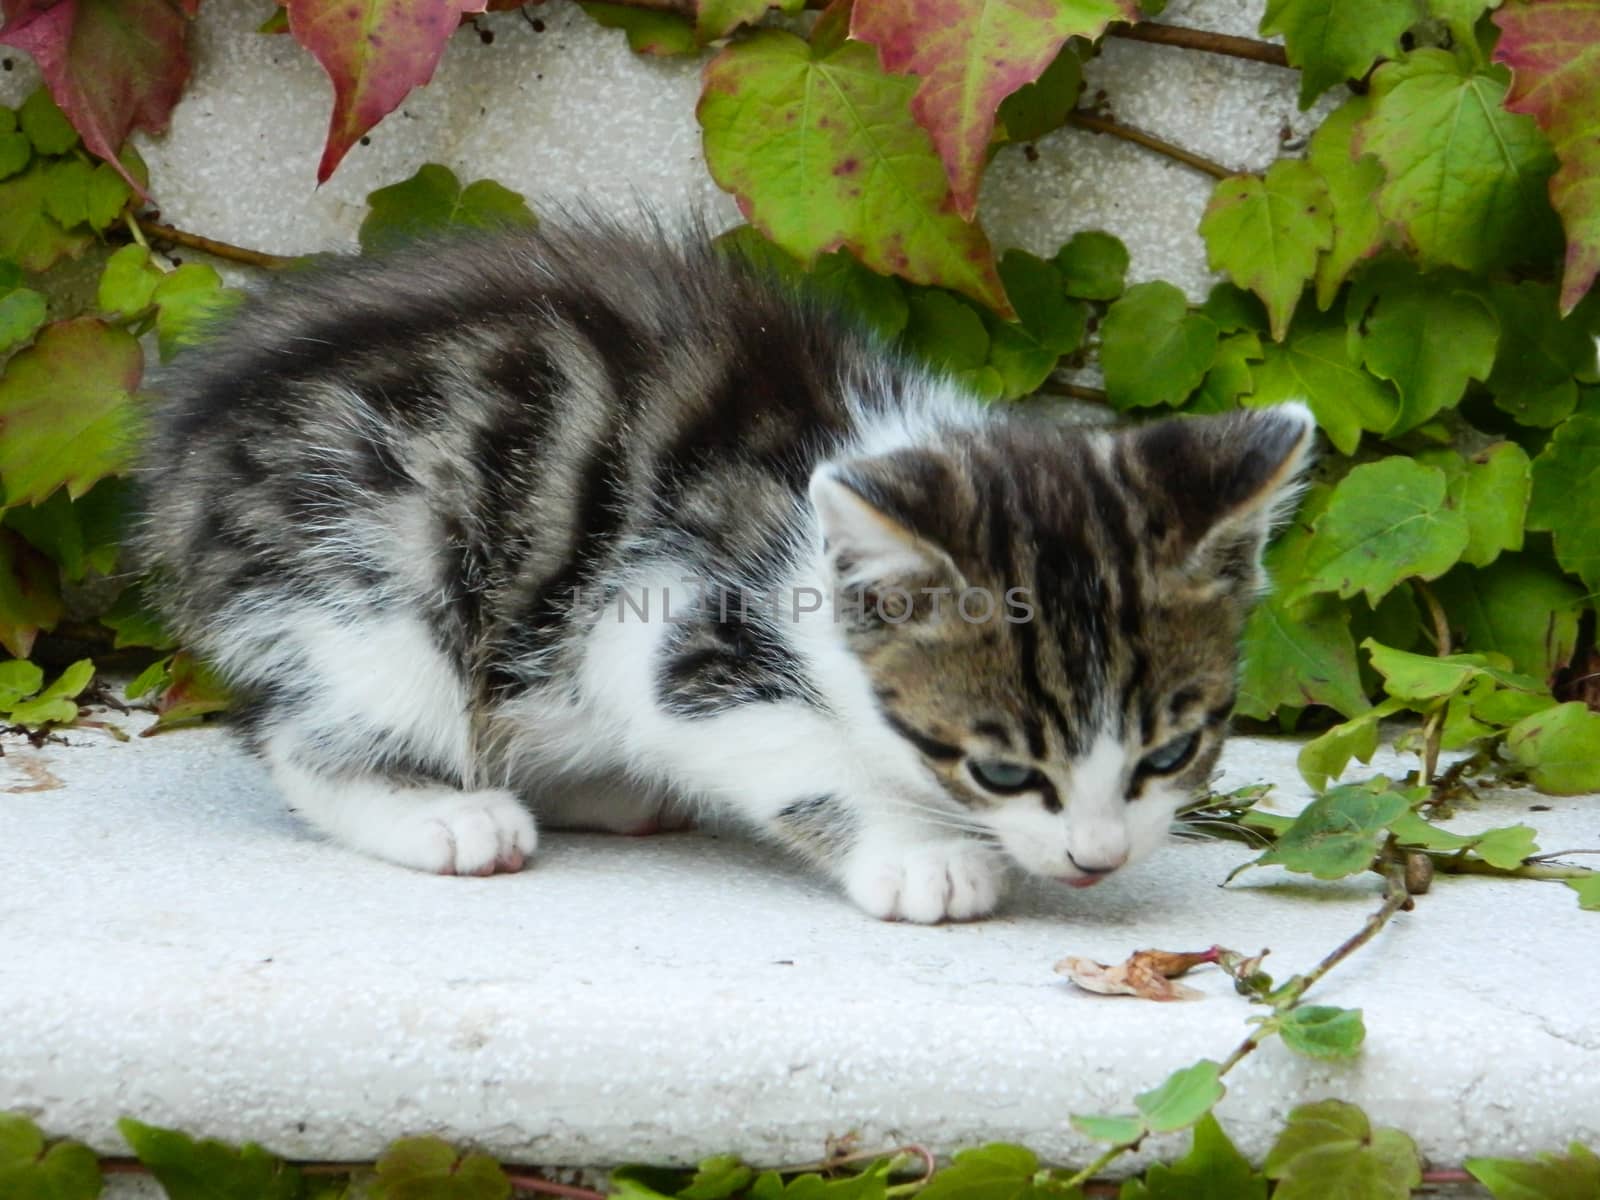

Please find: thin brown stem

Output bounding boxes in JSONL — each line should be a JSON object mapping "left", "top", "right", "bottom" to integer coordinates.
{"left": 1064, "top": 111, "right": 1234, "bottom": 179}
{"left": 1106, "top": 22, "right": 1289, "bottom": 68}
{"left": 128, "top": 215, "right": 297, "bottom": 270}
{"left": 505, "top": 1173, "right": 608, "bottom": 1200}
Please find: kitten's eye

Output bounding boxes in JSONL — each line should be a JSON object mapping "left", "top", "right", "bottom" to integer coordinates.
{"left": 1139, "top": 731, "right": 1200, "bottom": 775}
{"left": 967, "top": 759, "right": 1044, "bottom": 794}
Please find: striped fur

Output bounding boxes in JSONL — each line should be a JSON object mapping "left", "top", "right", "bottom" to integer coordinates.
{"left": 133, "top": 219, "right": 1314, "bottom": 922}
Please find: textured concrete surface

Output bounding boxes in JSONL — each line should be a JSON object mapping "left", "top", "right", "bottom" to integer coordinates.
{"left": 0, "top": 0, "right": 1326, "bottom": 299}
{"left": 2, "top": 713, "right": 1597, "bottom": 1182}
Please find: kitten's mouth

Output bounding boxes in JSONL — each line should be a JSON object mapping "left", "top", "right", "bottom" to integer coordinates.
{"left": 1057, "top": 875, "right": 1104, "bottom": 889}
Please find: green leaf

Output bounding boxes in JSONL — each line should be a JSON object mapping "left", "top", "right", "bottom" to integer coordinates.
{"left": 901, "top": 289, "right": 990, "bottom": 373}
{"left": 359, "top": 164, "right": 537, "bottom": 254}
{"left": 4, "top": 478, "right": 128, "bottom": 582}
{"left": 580, "top": 4, "right": 698, "bottom": 55}
{"left": 1254, "top": 782, "right": 1408, "bottom": 879}
{"left": 152, "top": 264, "right": 242, "bottom": 361}
{"left": 1070, "top": 1115, "right": 1145, "bottom": 1144}
{"left": 0, "top": 261, "right": 46, "bottom": 354}
{"left": 809, "top": 251, "right": 910, "bottom": 339}
{"left": 0, "top": 162, "right": 93, "bottom": 273}
{"left": 1526, "top": 413, "right": 1600, "bottom": 594}
{"left": 1486, "top": 281, "right": 1596, "bottom": 427}
{"left": 1054, "top": 229, "right": 1127, "bottom": 301}
{"left": 1100, "top": 282, "right": 1219, "bottom": 410}
{"left": 915, "top": 1145, "right": 1049, "bottom": 1200}
{"left": 8, "top": 658, "right": 93, "bottom": 728}
{"left": 124, "top": 655, "right": 172, "bottom": 702}
{"left": 1364, "top": 639, "right": 1543, "bottom": 703}
{"left": 1132, "top": 1114, "right": 1267, "bottom": 1200}
{"left": 1294, "top": 457, "right": 1469, "bottom": 605}
{"left": 1260, "top": 0, "right": 1420, "bottom": 106}
{"left": 0, "top": 658, "right": 45, "bottom": 706}
{"left": 0, "top": 528, "right": 63, "bottom": 658}
{"left": 698, "top": 31, "right": 1009, "bottom": 313}
{"left": 117, "top": 1118, "right": 303, "bottom": 1200}
{"left": 18, "top": 88, "right": 79, "bottom": 155}
{"left": 102, "top": 583, "right": 176, "bottom": 650}
{"left": 1494, "top": 3, "right": 1600, "bottom": 311}
{"left": 1276, "top": 1004, "right": 1366, "bottom": 1060}
{"left": 0, "top": 317, "right": 142, "bottom": 507}
{"left": 97, "top": 244, "right": 165, "bottom": 319}
{"left": 679, "top": 1157, "right": 756, "bottom": 1200}
{"left": 368, "top": 1136, "right": 510, "bottom": 1200}
{"left": 1356, "top": 50, "right": 1561, "bottom": 274}
{"left": 1506, "top": 702, "right": 1600, "bottom": 794}
{"left": 694, "top": 0, "right": 799, "bottom": 42}
{"left": 1265, "top": 1101, "right": 1421, "bottom": 1200}
{"left": 42, "top": 157, "right": 131, "bottom": 231}
{"left": 0, "top": 1132, "right": 101, "bottom": 1200}
{"left": 997, "top": 249, "right": 1084, "bottom": 355}
{"left": 997, "top": 45, "right": 1084, "bottom": 146}
{"left": 1430, "top": 443, "right": 1531, "bottom": 568}
{"left": 1296, "top": 704, "right": 1395, "bottom": 791}
{"left": 1307, "top": 96, "right": 1387, "bottom": 308}
{"left": 1349, "top": 264, "right": 1498, "bottom": 434}
{"left": 1200, "top": 160, "right": 1331, "bottom": 340}
{"left": 1430, "top": 556, "right": 1583, "bottom": 681}
{"left": 1567, "top": 878, "right": 1600, "bottom": 911}
{"left": 0, "top": 129, "right": 29, "bottom": 182}
{"left": 1190, "top": 330, "right": 1260, "bottom": 413}
{"left": 1469, "top": 824, "right": 1540, "bottom": 870}
{"left": 1199, "top": 283, "right": 1265, "bottom": 333}
{"left": 149, "top": 650, "right": 232, "bottom": 730}
{"left": 1134, "top": 1060, "right": 1224, "bottom": 1134}
{"left": 849, "top": 0, "right": 1134, "bottom": 218}
{"left": 1244, "top": 307, "right": 1399, "bottom": 454}
{"left": 1467, "top": 1143, "right": 1600, "bottom": 1200}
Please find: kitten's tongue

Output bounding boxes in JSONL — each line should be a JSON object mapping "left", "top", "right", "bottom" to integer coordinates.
{"left": 1061, "top": 876, "right": 1104, "bottom": 889}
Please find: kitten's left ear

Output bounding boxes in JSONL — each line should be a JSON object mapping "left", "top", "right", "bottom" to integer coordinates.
{"left": 808, "top": 452, "right": 967, "bottom": 598}
{"left": 1129, "top": 402, "right": 1316, "bottom": 591}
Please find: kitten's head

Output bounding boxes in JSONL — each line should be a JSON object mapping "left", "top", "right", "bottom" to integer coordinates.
{"left": 810, "top": 402, "right": 1314, "bottom": 887}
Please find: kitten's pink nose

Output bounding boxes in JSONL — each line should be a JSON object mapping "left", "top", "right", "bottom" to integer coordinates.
{"left": 1067, "top": 850, "right": 1128, "bottom": 878}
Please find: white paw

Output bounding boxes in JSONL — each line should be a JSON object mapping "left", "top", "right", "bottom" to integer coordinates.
{"left": 381, "top": 789, "right": 539, "bottom": 876}
{"left": 843, "top": 839, "right": 1006, "bottom": 923}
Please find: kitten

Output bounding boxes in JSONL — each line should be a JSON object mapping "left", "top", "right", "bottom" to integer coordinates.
{"left": 133, "top": 219, "right": 1313, "bottom": 923}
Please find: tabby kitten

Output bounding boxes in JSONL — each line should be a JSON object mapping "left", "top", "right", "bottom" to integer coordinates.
{"left": 134, "top": 220, "right": 1313, "bottom": 923}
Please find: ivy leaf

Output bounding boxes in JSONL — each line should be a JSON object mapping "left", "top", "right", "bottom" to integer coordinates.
{"left": 1388, "top": 811, "right": 1539, "bottom": 869}
{"left": 368, "top": 1136, "right": 510, "bottom": 1200}
{"left": 1133, "top": 1061, "right": 1224, "bottom": 1134}
{"left": 1296, "top": 701, "right": 1399, "bottom": 790}
{"left": 1486, "top": 281, "right": 1596, "bottom": 427}
{"left": 0, "top": 161, "right": 93, "bottom": 272}
{"left": 287, "top": 0, "right": 488, "bottom": 184}
{"left": 1364, "top": 639, "right": 1544, "bottom": 703}
{"left": 147, "top": 649, "right": 231, "bottom": 730}
{"left": 902, "top": 288, "right": 990, "bottom": 373}
{"left": 0, "top": 528, "right": 62, "bottom": 657}
{"left": 1053, "top": 229, "right": 1127, "bottom": 301}
{"left": 1293, "top": 457, "right": 1469, "bottom": 605}
{"left": 1423, "top": 443, "right": 1531, "bottom": 568}
{"left": 1466, "top": 1143, "right": 1600, "bottom": 1200}
{"left": 914, "top": 1145, "right": 1058, "bottom": 1200}
{"left": 695, "top": 0, "right": 802, "bottom": 43}
{"left": 1129, "top": 1113, "right": 1266, "bottom": 1200}
{"left": 0, "top": 658, "right": 44, "bottom": 707}
{"left": 1307, "top": 96, "right": 1386, "bottom": 308}
{"left": 850, "top": 0, "right": 1135, "bottom": 218}
{"left": 3, "top": 477, "right": 128, "bottom": 581}
{"left": 1526, "top": 412, "right": 1600, "bottom": 594}
{"left": 97, "top": 243, "right": 165, "bottom": 319}
{"left": 1250, "top": 782, "right": 1408, "bottom": 880}
{"left": 8, "top": 657, "right": 93, "bottom": 727}
{"left": 699, "top": 31, "right": 1010, "bottom": 313}
{"left": 1199, "top": 282, "right": 1266, "bottom": 334}
{"left": 118, "top": 1118, "right": 303, "bottom": 1200}
{"left": 1069, "top": 1115, "right": 1145, "bottom": 1144}
{"left": 985, "top": 316, "right": 1064, "bottom": 399}
{"left": 17, "top": 87, "right": 77, "bottom": 155}
{"left": 810, "top": 250, "right": 911, "bottom": 338}
{"left": 152, "top": 263, "right": 242, "bottom": 360}
{"left": 997, "top": 249, "right": 1084, "bottom": 355}
{"left": 1190, "top": 331, "right": 1260, "bottom": 413}
{"left": 0, "top": 259, "right": 46, "bottom": 354}
{"left": 1276, "top": 1004, "right": 1366, "bottom": 1060}
{"left": 1506, "top": 702, "right": 1600, "bottom": 794}
{"left": 1239, "top": 484, "right": 1369, "bottom": 720}
{"left": 0, "top": 126, "right": 28, "bottom": 182}
{"left": 1200, "top": 160, "right": 1331, "bottom": 341}
{"left": 1356, "top": 50, "right": 1560, "bottom": 274}
{"left": 102, "top": 582, "right": 176, "bottom": 650}
{"left": 1493, "top": 1, "right": 1600, "bottom": 312}
{"left": 0, "top": 317, "right": 142, "bottom": 507}
{"left": 1260, "top": 0, "right": 1420, "bottom": 107}
{"left": 995, "top": 44, "right": 1083, "bottom": 145}
{"left": 1567, "top": 878, "right": 1600, "bottom": 911}
{"left": 579, "top": 4, "right": 697, "bottom": 56}
{"left": 0, "top": 0, "right": 190, "bottom": 194}
{"left": 0, "top": 1113, "right": 100, "bottom": 1200}
{"left": 679, "top": 1157, "right": 756, "bottom": 1200}
{"left": 1100, "top": 281, "right": 1219, "bottom": 410}
{"left": 1264, "top": 1101, "right": 1421, "bottom": 1200}
{"left": 42, "top": 156, "right": 131, "bottom": 231}
{"left": 1430, "top": 556, "right": 1583, "bottom": 681}
{"left": 1244, "top": 306, "right": 1398, "bottom": 453}
{"left": 1349, "top": 264, "right": 1498, "bottom": 434}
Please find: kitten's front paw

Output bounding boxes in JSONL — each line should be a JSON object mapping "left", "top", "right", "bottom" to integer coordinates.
{"left": 843, "top": 839, "right": 1006, "bottom": 923}
{"left": 384, "top": 789, "right": 539, "bottom": 876}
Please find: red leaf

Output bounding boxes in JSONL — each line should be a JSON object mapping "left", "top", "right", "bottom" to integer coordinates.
{"left": 288, "top": 0, "right": 487, "bottom": 183}
{"left": 1493, "top": 0, "right": 1600, "bottom": 313}
{"left": 0, "top": 0, "right": 190, "bottom": 197}
{"left": 851, "top": 0, "right": 1135, "bottom": 218}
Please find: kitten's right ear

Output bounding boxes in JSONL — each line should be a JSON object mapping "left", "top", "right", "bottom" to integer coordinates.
{"left": 809, "top": 462, "right": 965, "bottom": 596}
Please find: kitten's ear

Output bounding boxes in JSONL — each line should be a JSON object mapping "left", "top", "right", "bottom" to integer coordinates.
{"left": 1130, "top": 402, "right": 1316, "bottom": 591}
{"left": 809, "top": 458, "right": 966, "bottom": 597}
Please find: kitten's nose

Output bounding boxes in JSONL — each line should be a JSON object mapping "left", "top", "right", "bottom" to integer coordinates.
{"left": 1067, "top": 850, "right": 1128, "bottom": 876}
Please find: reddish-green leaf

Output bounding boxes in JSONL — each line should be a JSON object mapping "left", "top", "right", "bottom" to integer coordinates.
{"left": 0, "top": 160, "right": 93, "bottom": 271}
{"left": 699, "top": 30, "right": 1010, "bottom": 313}
{"left": 1493, "top": 0, "right": 1600, "bottom": 312}
{"left": 580, "top": 3, "right": 697, "bottom": 55}
{"left": 0, "top": 316, "right": 142, "bottom": 507}
{"left": 850, "top": 0, "right": 1134, "bottom": 218}
{"left": 287, "top": 0, "right": 487, "bottom": 183}
{"left": 1307, "top": 95, "right": 1387, "bottom": 308}
{"left": 0, "top": 527, "right": 61, "bottom": 658}
{"left": 0, "top": 0, "right": 190, "bottom": 194}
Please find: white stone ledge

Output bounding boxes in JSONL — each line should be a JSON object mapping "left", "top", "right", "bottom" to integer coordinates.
{"left": 2, "top": 716, "right": 1596, "bottom": 1184}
